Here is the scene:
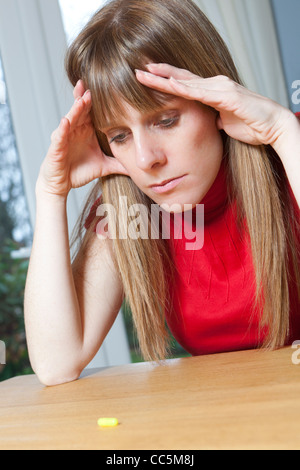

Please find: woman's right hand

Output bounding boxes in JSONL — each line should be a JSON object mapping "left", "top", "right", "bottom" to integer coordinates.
{"left": 37, "top": 80, "right": 129, "bottom": 199}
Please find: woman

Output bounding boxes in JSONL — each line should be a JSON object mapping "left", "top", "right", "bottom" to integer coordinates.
{"left": 24, "top": 0, "right": 300, "bottom": 386}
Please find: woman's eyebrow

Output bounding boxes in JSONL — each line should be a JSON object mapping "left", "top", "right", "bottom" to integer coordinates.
{"left": 101, "top": 98, "right": 181, "bottom": 133}
{"left": 100, "top": 112, "right": 134, "bottom": 133}
{"left": 100, "top": 121, "right": 126, "bottom": 133}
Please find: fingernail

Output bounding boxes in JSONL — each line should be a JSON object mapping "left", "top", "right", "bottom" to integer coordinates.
{"left": 135, "top": 69, "right": 150, "bottom": 75}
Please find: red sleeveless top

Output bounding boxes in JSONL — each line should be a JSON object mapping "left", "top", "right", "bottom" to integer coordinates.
{"left": 165, "top": 160, "right": 300, "bottom": 355}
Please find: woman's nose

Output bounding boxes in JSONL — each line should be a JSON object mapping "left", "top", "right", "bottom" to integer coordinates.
{"left": 135, "top": 132, "right": 167, "bottom": 171}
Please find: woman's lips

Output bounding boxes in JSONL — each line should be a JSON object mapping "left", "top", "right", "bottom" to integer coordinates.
{"left": 150, "top": 175, "right": 186, "bottom": 194}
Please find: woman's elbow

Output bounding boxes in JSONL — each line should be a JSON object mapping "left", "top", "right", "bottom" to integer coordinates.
{"left": 34, "top": 366, "right": 82, "bottom": 387}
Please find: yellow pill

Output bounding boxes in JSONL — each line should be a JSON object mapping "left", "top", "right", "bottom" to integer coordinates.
{"left": 98, "top": 418, "right": 119, "bottom": 428}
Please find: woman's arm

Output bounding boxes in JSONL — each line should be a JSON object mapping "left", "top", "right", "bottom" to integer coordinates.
{"left": 24, "top": 191, "right": 123, "bottom": 386}
{"left": 271, "top": 113, "right": 300, "bottom": 208}
{"left": 24, "top": 81, "right": 127, "bottom": 386}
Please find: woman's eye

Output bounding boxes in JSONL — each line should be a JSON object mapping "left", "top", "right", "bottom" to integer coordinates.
{"left": 156, "top": 116, "right": 179, "bottom": 128}
{"left": 110, "top": 133, "right": 128, "bottom": 145}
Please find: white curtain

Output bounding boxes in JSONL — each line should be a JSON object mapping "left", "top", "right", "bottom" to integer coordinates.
{"left": 194, "top": 0, "right": 289, "bottom": 107}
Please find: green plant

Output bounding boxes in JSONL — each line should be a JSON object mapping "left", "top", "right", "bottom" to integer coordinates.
{"left": 0, "top": 238, "right": 33, "bottom": 382}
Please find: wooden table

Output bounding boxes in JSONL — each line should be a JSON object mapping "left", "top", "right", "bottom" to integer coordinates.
{"left": 0, "top": 346, "right": 300, "bottom": 450}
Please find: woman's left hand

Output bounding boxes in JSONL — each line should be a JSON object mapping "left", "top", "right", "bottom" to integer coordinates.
{"left": 136, "top": 63, "right": 300, "bottom": 208}
{"left": 135, "top": 63, "right": 296, "bottom": 151}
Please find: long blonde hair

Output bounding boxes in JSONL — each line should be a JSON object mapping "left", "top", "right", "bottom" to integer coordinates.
{"left": 66, "top": 0, "right": 300, "bottom": 361}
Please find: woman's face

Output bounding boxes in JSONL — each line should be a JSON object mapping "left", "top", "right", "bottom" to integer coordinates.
{"left": 101, "top": 97, "right": 224, "bottom": 212}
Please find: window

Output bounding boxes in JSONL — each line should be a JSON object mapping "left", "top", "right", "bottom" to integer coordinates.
{"left": 0, "top": 55, "right": 33, "bottom": 382}
{"left": 59, "top": 0, "right": 107, "bottom": 43}
{"left": 0, "top": 58, "right": 32, "bottom": 248}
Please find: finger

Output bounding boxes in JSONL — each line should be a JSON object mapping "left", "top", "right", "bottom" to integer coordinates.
{"left": 137, "top": 68, "right": 224, "bottom": 92}
{"left": 76, "top": 90, "right": 93, "bottom": 127}
{"left": 50, "top": 117, "right": 70, "bottom": 153}
{"left": 136, "top": 70, "right": 207, "bottom": 101}
{"left": 65, "top": 95, "right": 91, "bottom": 131}
{"left": 173, "top": 75, "right": 241, "bottom": 92}
{"left": 73, "top": 79, "right": 87, "bottom": 100}
{"left": 145, "top": 63, "right": 195, "bottom": 81}
{"left": 136, "top": 70, "right": 177, "bottom": 95}
{"left": 170, "top": 78, "right": 245, "bottom": 110}
{"left": 142, "top": 72, "right": 235, "bottom": 108}
{"left": 65, "top": 97, "right": 83, "bottom": 123}
{"left": 170, "top": 78, "right": 233, "bottom": 107}
{"left": 136, "top": 69, "right": 209, "bottom": 96}
{"left": 136, "top": 70, "right": 244, "bottom": 114}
